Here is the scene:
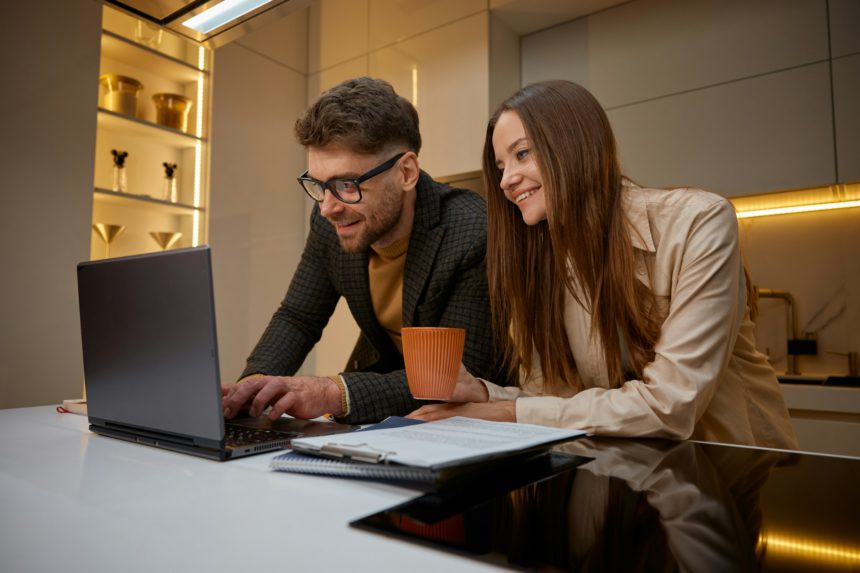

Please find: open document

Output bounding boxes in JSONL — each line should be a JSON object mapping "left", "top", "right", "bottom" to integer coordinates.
{"left": 290, "top": 416, "right": 586, "bottom": 469}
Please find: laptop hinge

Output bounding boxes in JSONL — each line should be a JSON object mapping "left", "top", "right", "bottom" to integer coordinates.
{"left": 92, "top": 418, "right": 222, "bottom": 449}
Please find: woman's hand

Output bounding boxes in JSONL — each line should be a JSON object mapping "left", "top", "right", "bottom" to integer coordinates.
{"left": 406, "top": 363, "right": 515, "bottom": 422}
{"left": 406, "top": 400, "right": 516, "bottom": 422}
{"left": 449, "top": 363, "right": 490, "bottom": 402}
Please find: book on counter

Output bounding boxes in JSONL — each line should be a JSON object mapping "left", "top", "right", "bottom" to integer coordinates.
{"left": 270, "top": 416, "right": 586, "bottom": 487}
{"left": 59, "top": 399, "right": 88, "bottom": 415}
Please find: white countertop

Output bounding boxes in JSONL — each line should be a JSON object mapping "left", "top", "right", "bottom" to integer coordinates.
{"left": 0, "top": 406, "right": 500, "bottom": 573}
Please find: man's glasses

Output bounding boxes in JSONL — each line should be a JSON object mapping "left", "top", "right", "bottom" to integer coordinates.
{"left": 297, "top": 152, "right": 406, "bottom": 204}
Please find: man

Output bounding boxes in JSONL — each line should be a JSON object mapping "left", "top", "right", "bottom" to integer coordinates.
{"left": 222, "top": 77, "right": 505, "bottom": 424}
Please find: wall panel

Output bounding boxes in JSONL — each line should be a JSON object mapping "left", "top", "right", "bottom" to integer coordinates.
{"left": 210, "top": 31, "right": 309, "bottom": 381}
{"left": 0, "top": 1, "right": 101, "bottom": 408}
{"left": 370, "top": 13, "right": 489, "bottom": 177}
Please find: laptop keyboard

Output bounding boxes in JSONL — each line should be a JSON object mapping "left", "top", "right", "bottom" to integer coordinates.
{"left": 224, "top": 424, "right": 301, "bottom": 448}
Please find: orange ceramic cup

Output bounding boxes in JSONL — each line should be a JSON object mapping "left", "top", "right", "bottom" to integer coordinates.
{"left": 401, "top": 327, "right": 465, "bottom": 400}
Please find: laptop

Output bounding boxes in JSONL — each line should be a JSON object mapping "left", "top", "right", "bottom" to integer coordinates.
{"left": 77, "top": 246, "right": 355, "bottom": 461}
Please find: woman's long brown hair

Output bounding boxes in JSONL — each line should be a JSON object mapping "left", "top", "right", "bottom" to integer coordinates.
{"left": 482, "top": 80, "right": 661, "bottom": 389}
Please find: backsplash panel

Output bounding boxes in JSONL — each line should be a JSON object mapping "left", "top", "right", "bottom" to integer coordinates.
{"left": 740, "top": 207, "right": 860, "bottom": 376}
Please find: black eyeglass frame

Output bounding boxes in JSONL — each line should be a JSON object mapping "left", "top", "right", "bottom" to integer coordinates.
{"left": 297, "top": 152, "right": 407, "bottom": 204}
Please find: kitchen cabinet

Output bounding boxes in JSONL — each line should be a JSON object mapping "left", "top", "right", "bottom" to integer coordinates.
{"left": 91, "top": 5, "right": 211, "bottom": 260}
{"left": 606, "top": 63, "right": 835, "bottom": 197}
{"left": 780, "top": 383, "right": 860, "bottom": 457}
{"left": 520, "top": 0, "right": 859, "bottom": 197}
{"left": 833, "top": 54, "right": 860, "bottom": 183}
{"left": 829, "top": 0, "right": 860, "bottom": 58}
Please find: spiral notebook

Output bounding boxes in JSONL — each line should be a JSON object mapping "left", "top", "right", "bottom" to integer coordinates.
{"left": 271, "top": 417, "right": 585, "bottom": 488}
{"left": 271, "top": 417, "right": 435, "bottom": 482}
{"left": 270, "top": 449, "right": 579, "bottom": 488}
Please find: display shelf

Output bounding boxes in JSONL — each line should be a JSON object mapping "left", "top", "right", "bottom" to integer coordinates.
{"left": 91, "top": 4, "right": 211, "bottom": 260}
{"left": 101, "top": 5, "right": 204, "bottom": 70}
{"left": 94, "top": 188, "right": 204, "bottom": 215}
{"left": 101, "top": 30, "right": 208, "bottom": 84}
{"left": 97, "top": 107, "right": 204, "bottom": 149}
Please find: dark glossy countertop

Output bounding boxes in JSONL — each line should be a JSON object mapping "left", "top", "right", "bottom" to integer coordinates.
{"left": 353, "top": 438, "right": 860, "bottom": 572}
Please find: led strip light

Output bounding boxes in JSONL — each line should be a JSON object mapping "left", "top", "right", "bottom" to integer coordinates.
{"left": 731, "top": 183, "right": 860, "bottom": 219}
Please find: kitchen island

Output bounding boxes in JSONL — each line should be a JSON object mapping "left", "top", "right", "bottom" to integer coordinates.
{"left": 1, "top": 406, "right": 857, "bottom": 572}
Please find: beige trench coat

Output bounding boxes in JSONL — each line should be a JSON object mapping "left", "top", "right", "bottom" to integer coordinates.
{"left": 484, "top": 182, "right": 798, "bottom": 449}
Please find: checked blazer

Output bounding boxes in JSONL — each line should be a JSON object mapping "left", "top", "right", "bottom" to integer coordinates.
{"left": 241, "top": 172, "right": 508, "bottom": 423}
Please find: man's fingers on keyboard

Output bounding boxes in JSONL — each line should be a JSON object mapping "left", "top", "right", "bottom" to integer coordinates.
{"left": 270, "top": 394, "right": 296, "bottom": 420}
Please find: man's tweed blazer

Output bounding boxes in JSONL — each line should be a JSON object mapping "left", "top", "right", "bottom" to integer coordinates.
{"left": 241, "top": 172, "right": 507, "bottom": 423}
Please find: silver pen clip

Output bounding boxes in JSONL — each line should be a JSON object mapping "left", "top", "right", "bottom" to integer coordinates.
{"left": 319, "top": 442, "right": 395, "bottom": 464}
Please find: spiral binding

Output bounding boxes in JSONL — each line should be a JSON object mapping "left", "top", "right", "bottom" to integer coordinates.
{"left": 270, "top": 451, "right": 435, "bottom": 483}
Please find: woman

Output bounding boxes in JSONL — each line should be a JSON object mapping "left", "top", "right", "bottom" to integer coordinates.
{"left": 409, "top": 80, "right": 797, "bottom": 449}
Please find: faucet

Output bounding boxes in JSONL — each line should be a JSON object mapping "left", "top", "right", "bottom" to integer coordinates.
{"left": 755, "top": 288, "right": 806, "bottom": 375}
{"left": 827, "top": 351, "right": 859, "bottom": 377}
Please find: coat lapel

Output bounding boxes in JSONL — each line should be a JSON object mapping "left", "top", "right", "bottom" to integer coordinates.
{"left": 402, "top": 226, "right": 444, "bottom": 326}
{"left": 402, "top": 173, "right": 444, "bottom": 326}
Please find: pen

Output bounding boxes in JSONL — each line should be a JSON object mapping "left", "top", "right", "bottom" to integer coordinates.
{"left": 320, "top": 443, "right": 395, "bottom": 464}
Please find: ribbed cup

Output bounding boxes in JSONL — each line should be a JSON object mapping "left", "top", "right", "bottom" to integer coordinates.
{"left": 401, "top": 327, "right": 465, "bottom": 400}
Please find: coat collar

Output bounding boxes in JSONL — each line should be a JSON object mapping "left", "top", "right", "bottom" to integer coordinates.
{"left": 411, "top": 171, "right": 442, "bottom": 231}
{"left": 621, "top": 180, "right": 657, "bottom": 253}
{"left": 402, "top": 172, "right": 445, "bottom": 325}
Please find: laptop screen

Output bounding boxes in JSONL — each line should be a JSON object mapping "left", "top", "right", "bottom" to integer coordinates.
{"left": 77, "top": 246, "right": 224, "bottom": 443}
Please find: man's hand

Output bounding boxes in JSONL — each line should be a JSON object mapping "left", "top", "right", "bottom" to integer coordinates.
{"left": 221, "top": 375, "right": 343, "bottom": 421}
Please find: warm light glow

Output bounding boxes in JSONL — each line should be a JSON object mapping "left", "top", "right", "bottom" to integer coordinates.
{"left": 736, "top": 199, "right": 860, "bottom": 218}
{"left": 759, "top": 531, "right": 860, "bottom": 566}
{"left": 193, "top": 210, "right": 201, "bottom": 247}
{"left": 193, "top": 140, "right": 202, "bottom": 247}
{"left": 193, "top": 46, "right": 205, "bottom": 247}
{"left": 730, "top": 182, "right": 860, "bottom": 219}
{"left": 182, "top": 0, "right": 273, "bottom": 34}
{"left": 197, "top": 44, "right": 206, "bottom": 72}
{"left": 411, "top": 66, "right": 419, "bottom": 108}
{"left": 195, "top": 86, "right": 204, "bottom": 139}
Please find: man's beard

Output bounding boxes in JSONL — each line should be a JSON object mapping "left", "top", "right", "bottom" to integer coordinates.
{"left": 335, "top": 181, "right": 403, "bottom": 253}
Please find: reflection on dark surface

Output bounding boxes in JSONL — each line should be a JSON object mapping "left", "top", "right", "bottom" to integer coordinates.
{"left": 352, "top": 438, "right": 860, "bottom": 571}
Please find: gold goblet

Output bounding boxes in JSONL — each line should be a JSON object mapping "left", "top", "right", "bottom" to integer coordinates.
{"left": 92, "top": 223, "right": 126, "bottom": 259}
{"left": 149, "top": 231, "right": 182, "bottom": 251}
